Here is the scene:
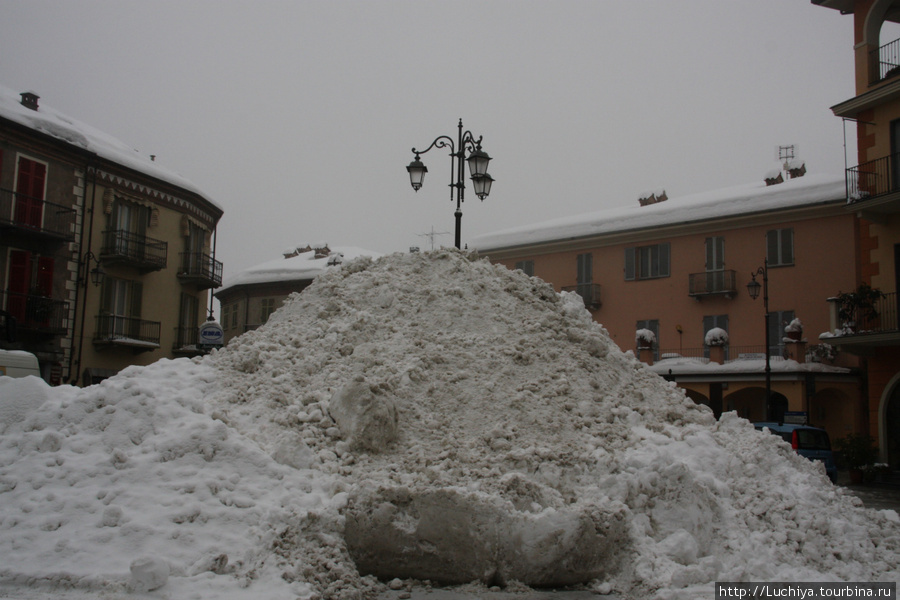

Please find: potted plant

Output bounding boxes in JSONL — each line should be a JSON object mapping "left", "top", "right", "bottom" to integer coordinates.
{"left": 783, "top": 318, "right": 803, "bottom": 342}
{"left": 704, "top": 327, "right": 728, "bottom": 347}
{"left": 834, "top": 433, "right": 879, "bottom": 484}
{"left": 834, "top": 283, "right": 885, "bottom": 332}
{"left": 635, "top": 329, "right": 656, "bottom": 351}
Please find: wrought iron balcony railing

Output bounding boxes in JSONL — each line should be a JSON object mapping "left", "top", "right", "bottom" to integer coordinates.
{"left": 846, "top": 153, "right": 900, "bottom": 203}
{"left": 561, "top": 282, "right": 601, "bottom": 308}
{"left": 871, "top": 36, "right": 900, "bottom": 84}
{"left": 688, "top": 270, "right": 737, "bottom": 297}
{"left": 178, "top": 252, "right": 223, "bottom": 289}
{"left": 94, "top": 314, "right": 160, "bottom": 347}
{"left": 840, "top": 291, "right": 899, "bottom": 334}
{"left": 0, "top": 290, "right": 68, "bottom": 334}
{"left": 100, "top": 229, "right": 168, "bottom": 271}
{"left": 0, "top": 188, "right": 76, "bottom": 241}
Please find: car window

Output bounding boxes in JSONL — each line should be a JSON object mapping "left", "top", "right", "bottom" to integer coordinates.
{"left": 796, "top": 429, "right": 831, "bottom": 451}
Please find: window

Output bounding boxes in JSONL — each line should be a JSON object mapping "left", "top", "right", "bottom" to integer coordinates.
{"left": 767, "top": 229, "right": 794, "bottom": 267}
{"left": 625, "top": 243, "right": 670, "bottom": 280}
{"left": 260, "top": 298, "right": 277, "bottom": 324}
{"left": 15, "top": 156, "right": 47, "bottom": 228}
{"left": 221, "top": 303, "right": 233, "bottom": 331}
{"left": 179, "top": 293, "right": 199, "bottom": 336}
{"left": 109, "top": 199, "right": 151, "bottom": 258}
{"left": 705, "top": 237, "right": 726, "bottom": 292}
{"left": 703, "top": 314, "right": 729, "bottom": 359}
{"left": 636, "top": 318, "right": 660, "bottom": 360}
{"left": 515, "top": 260, "right": 534, "bottom": 276}
{"left": 6, "top": 250, "right": 54, "bottom": 324}
{"left": 768, "top": 309, "right": 795, "bottom": 358}
{"left": 99, "top": 277, "right": 143, "bottom": 338}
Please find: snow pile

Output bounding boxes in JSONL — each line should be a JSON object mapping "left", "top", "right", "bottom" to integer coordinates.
{"left": 1, "top": 250, "right": 898, "bottom": 600}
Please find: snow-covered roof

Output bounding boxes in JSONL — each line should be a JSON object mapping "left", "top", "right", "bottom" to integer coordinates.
{"left": 472, "top": 173, "right": 846, "bottom": 252}
{"left": 646, "top": 354, "right": 851, "bottom": 377}
{"left": 0, "top": 85, "right": 220, "bottom": 210}
{"left": 217, "top": 246, "right": 383, "bottom": 293}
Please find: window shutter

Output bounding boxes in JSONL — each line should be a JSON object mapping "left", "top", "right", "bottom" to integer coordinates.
{"left": 36, "top": 257, "right": 54, "bottom": 296}
{"left": 659, "top": 243, "right": 670, "bottom": 277}
{"left": 625, "top": 247, "right": 635, "bottom": 280}
{"left": 766, "top": 230, "right": 778, "bottom": 264}
{"left": 782, "top": 229, "right": 794, "bottom": 265}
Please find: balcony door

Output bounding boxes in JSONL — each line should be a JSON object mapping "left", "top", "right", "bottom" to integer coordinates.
{"left": 6, "top": 250, "right": 53, "bottom": 325}
{"left": 111, "top": 200, "right": 149, "bottom": 259}
{"left": 14, "top": 157, "right": 46, "bottom": 228}
{"left": 100, "top": 277, "right": 143, "bottom": 339}
{"left": 705, "top": 237, "right": 725, "bottom": 293}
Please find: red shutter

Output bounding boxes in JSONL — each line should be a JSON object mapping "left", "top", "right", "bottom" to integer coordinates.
{"left": 7, "top": 250, "right": 31, "bottom": 320}
{"left": 35, "top": 257, "right": 54, "bottom": 296}
{"left": 15, "top": 158, "right": 46, "bottom": 228}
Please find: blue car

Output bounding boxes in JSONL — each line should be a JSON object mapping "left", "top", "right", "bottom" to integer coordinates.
{"left": 754, "top": 422, "right": 838, "bottom": 484}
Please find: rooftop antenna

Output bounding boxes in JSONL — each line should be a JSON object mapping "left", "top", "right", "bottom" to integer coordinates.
{"left": 418, "top": 226, "right": 450, "bottom": 251}
{"left": 776, "top": 144, "right": 797, "bottom": 176}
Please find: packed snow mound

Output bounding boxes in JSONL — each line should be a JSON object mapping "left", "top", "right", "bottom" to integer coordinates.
{"left": 0, "top": 250, "right": 898, "bottom": 600}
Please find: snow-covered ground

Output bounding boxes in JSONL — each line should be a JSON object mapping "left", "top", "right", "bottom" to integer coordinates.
{"left": 1, "top": 250, "right": 898, "bottom": 600}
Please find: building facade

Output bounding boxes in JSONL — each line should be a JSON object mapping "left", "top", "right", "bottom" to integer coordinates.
{"left": 215, "top": 244, "right": 381, "bottom": 345}
{"left": 814, "top": 0, "right": 900, "bottom": 467}
{"left": 473, "top": 172, "right": 865, "bottom": 446}
{"left": 1, "top": 88, "right": 223, "bottom": 386}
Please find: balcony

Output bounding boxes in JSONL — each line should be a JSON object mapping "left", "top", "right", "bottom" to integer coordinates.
{"left": 172, "top": 326, "right": 205, "bottom": 356}
{"left": 0, "top": 290, "right": 68, "bottom": 335}
{"left": 688, "top": 270, "right": 737, "bottom": 298}
{"left": 0, "top": 188, "right": 76, "bottom": 243}
{"left": 93, "top": 314, "right": 160, "bottom": 351}
{"left": 832, "top": 292, "right": 900, "bottom": 350}
{"left": 561, "top": 282, "right": 601, "bottom": 309}
{"left": 100, "top": 230, "right": 168, "bottom": 271}
{"left": 178, "top": 252, "right": 223, "bottom": 289}
{"left": 870, "top": 37, "right": 900, "bottom": 85}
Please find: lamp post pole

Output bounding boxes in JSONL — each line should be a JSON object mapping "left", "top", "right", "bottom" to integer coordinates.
{"left": 407, "top": 119, "right": 494, "bottom": 249}
{"left": 747, "top": 259, "right": 772, "bottom": 420}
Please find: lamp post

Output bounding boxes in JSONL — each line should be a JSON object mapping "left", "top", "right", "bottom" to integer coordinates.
{"left": 407, "top": 119, "right": 494, "bottom": 249}
{"left": 747, "top": 259, "right": 772, "bottom": 420}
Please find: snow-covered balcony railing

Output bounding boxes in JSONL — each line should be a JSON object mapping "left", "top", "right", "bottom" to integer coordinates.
{"left": 178, "top": 252, "right": 223, "bottom": 290}
{"left": 93, "top": 315, "right": 160, "bottom": 351}
{"left": 688, "top": 270, "right": 737, "bottom": 298}
{"left": 100, "top": 229, "right": 168, "bottom": 271}
{"left": 561, "top": 282, "right": 601, "bottom": 309}
{"left": 846, "top": 153, "right": 900, "bottom": 203}
{"left": 0, "top": 188, "right": 76, "bottom": 242}
{"left": 0, "top": 290, "right": 68, "bottom": 334}
{"left": 870, "top": 36, "right": 900, "bottom": 84}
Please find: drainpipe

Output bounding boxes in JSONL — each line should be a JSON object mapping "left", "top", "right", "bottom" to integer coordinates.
{"left": 67, "top": 162, "right": 99, "bottom": 385}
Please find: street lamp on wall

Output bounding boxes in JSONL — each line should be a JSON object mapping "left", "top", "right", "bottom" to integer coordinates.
{"left": 406, "top": 119, "right": 494, "bottom": 249}
{"left": 81, "top": 251, "right": 105, "bottom": 288}
{"left": 747, "top": 259, "right": 772, "bottom": 420}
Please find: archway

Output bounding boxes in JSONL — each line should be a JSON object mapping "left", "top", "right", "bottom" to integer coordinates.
{"left": 725, "top": 387, "right": 788, "bottom": 423}
{"left": 684, "top": 389, "right": 719, "bottom": 418}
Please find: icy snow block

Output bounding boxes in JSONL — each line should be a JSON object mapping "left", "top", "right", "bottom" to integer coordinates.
{"left": 328, "top": 381, "right": 398, "bottom": 452}
{"left": 129, "top": 555, "right": 169, "bottom": 592}
{"left": 344, "top": 486, "right": 628, "bottom": 586}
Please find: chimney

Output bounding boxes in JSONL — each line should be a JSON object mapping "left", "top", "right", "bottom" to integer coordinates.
{"left": 20, "top": 92, "right": 39, "bottom": 111}
{"left": 764, "top": 169, "right": 784, "bottom": 186}
{"left": 786, "top": 159, "right": 806, "bottom": 179}
{"left": 638, "top": 189, "right": 667, "bottom": 207}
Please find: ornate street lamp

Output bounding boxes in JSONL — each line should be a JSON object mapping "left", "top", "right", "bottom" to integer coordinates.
{"left": 747, "top": 259, "right": 772, "bottom": 420}
{"left": 81, "top": 251, "right": 105, "bottom": 287}
{"left": 407, "top": 119, "right": 494, "bottom": 249}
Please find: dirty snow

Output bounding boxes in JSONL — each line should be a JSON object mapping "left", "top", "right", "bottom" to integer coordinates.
{"left": 0, "top": 250, "right": 897, "bottom": 600}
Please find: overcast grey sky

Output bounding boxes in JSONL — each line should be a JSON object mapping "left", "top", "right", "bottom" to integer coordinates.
{"left": 0, "top": 1, "right": 862, "bottom": 280}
